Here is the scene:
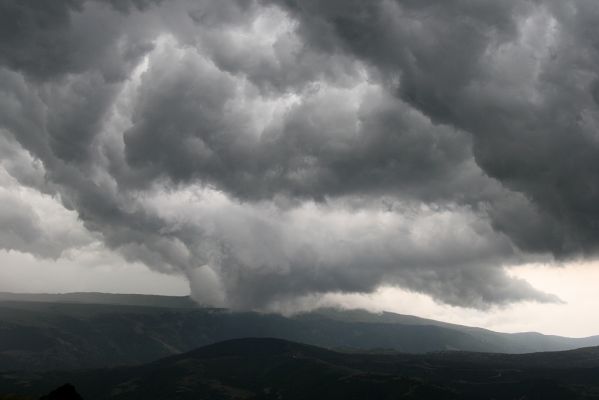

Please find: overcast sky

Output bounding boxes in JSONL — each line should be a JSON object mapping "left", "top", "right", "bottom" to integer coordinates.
{"left": 1, "top": 0, "right": 599, "bottom": 337}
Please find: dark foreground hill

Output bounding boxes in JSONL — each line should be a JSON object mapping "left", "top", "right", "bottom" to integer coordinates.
{"left": 1, "top": 338, "right": 599, "bottom": 399}
{"left": 1, "top": 293, "right": 599, "bottom": 370}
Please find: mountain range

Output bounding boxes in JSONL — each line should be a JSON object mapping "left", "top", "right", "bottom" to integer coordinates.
{"left": 2, "top": 338, "right": 599, "bottom": 399}
{"left": 1, "top": 292, "right": 598, "bottom": 371}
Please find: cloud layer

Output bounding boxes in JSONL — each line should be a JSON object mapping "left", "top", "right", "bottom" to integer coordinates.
{"left": 1, "top": 0, "right": 596, "bottom": 309}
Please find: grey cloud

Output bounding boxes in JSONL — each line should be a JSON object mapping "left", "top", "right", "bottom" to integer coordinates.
{"left": 123, "top": 49, "right": 484, "bottom": 203}
{"left": 186, "top": 3, "right": 363, "bottom": 94}
{"left": 0, "top": 196, "right": 48, "bottom": 255}
{"left": 172, "top": 198, "right": 551, "bottom": 309}
{"left": 0, "top": 0, "right": 581, "bottom": 310}
{"left": 275, "top": 0, "right": 599, "bottom": 259}
{"left": 0, "top": 134, "right": 48, "bottom": 192}
{"left": 0, "top": 0, "right": 85, "bottom": 80}
{"left": 0, "top": 0, "right": 158, "bottom": 81}
{"left": 0, "top": 185, "right": 92, "bottom": 259}
{"left": 395, "top": 264, "right": 562, "bottom": 309}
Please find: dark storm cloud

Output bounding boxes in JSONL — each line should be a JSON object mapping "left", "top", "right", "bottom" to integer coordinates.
{"left": 177, "top": 197, "right": 552, "bottom": 309}
{"left": 0, "top": 0, "right": 190, "bottom": 272}
{"left": 122, "top": 54, "right": 481, "bottom": 202}
{"left": 0, "top": 0, "right": 157, "bottom": 81}
{"left": 274, "top": 0, "right": 599, "bottom": 258}
{"left": 1, "top": 0, "right": 594, "bottom": 309}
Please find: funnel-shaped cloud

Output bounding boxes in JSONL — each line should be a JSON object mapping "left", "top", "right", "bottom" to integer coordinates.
{"left": 3, "top": 0, "right": 594, "bottom": 309}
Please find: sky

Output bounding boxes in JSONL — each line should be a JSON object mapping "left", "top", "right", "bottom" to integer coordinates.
{"left": 1, "top": 0, "right": 599, "bottom": 337}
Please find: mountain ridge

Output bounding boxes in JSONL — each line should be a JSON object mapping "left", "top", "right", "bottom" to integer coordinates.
{"left": 0, "top": 292, "right": 598, "bottom": 372}
{"left": 2, "top": 338, "right": 599, "bottom": 399}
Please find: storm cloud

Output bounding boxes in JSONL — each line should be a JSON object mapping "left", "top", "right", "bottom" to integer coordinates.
{"left": 0, "top": 0, "right": 595, "bottom": 309}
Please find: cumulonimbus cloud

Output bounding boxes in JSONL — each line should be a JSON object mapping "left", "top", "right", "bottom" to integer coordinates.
{"left": 0, "top": 0, "right": 594, "bottom": 309}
